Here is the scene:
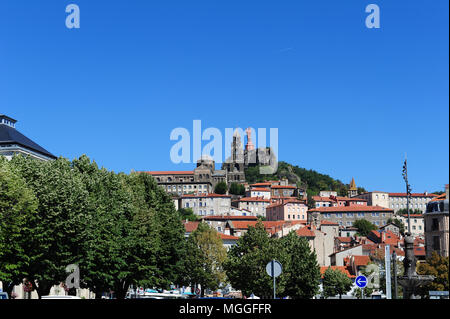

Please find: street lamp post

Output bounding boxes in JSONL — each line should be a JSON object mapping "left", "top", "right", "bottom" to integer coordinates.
{"left": 402, "top": 156, "right": 412, "bottom": 235}
{"left": 398, "top": 156, "right": 434, "bottom": 298}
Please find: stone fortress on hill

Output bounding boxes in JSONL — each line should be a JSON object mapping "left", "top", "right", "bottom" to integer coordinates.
{"left": 145, "top": 128, "right": 277, "bottom": 196}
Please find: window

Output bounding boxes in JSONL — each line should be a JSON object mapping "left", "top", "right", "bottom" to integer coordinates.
{"left": 432, "top": 218, "right": 439, "bottom": 231}
{"left": 433, "top": 236, "right": 440, "bottom": 251}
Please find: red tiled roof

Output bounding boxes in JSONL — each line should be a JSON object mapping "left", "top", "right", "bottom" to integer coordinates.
{"left": 320, "top": 266, "right": 355, "bottom": 278}
{"left": 414, "top": 246, "right": 426, "bottom": 256}
{"left": 181, "top": 193, "right": 231, "bottom": 198}
{"left": 389, "top": 193, "right": 437, "bottom": 198}
{"left": 414, "top": 237, "right": 425, "bottom": 245}
{"left": 219, "top": 233, "right": 239, "bottom": 240}
{"left": 183, "top": 221, "right": 199, "bottom": 233}
{"left": 250, "top": 183, "right": 272, "bottom": 187}
{"left": 250, "top": 188, "right": 271, "bottom": 192}
{"left": 339, "top": 197, "right": 367, "bottom": 202}
{"left": 369, "top": 230, "right": 400, "bottom": 245}
{"left": 430, "top": 193, "right": 446, "bottom": 202}
{"left": 309, "top": 205, "right": 393, "bottom": 213}
{"left": 201, "top": 215, "right": 258, "bottom": 221}
{"left": 145, "top": 171, "right": 194, "bottom": 175}
{"left": 237, "top": 197, "right": 271, "bottom": 203}
{"left": 271, "top": 185, "right": 296, "bottom": 189}
{"left": 312, "top": 196, "right": 334, "bottom": 202}
{"left": 296, "top": 227, "right": 316, "bottom": 238}
{"left": 352, "top": 255, "right": 371, "bottom": 267}
{"left": 267, "top": 199, "right": 307, "bottom": 209}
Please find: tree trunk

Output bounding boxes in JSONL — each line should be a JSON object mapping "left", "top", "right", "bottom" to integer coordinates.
{"left": 34, "top": 280, "right": 52, "bottom": 299}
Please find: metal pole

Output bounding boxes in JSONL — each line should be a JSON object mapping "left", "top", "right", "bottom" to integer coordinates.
{"left": 385, "top": 245, "right": 392, "bottom": 299}
{"left": 272, "top": 260, "right": 276, "bottom": 299}
{"left": 393, "top": 251, "right": 398, "bottom": 299}
{"left": 405, "top": 156, "right": 411, "bottom": 235}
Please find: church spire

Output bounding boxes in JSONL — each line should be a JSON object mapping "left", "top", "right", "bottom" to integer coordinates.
{"left": 348, "top": 177, "right": 358, "bottom": 198}
{"left": 349, "top": 177, "right": 357, "bottom": 190}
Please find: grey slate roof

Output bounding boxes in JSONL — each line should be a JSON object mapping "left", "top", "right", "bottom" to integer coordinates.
{"left": 0, "top": 123, "right": 56, "bottom": 159}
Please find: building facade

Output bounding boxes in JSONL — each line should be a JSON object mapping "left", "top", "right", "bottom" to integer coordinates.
{"left": 308, "top": 205, "right": 395, "bottom": 228}
{"left": 424, "top": 186, "right": 449, "bottom": 258}
{"left": 0, "top": 114, "right": 56, "bottom": 161}
{"left": 266, "top": 199, "right": 308, "bottom": 222}
{"left": 399, "top": 214, "right": 424, "bottom": 237}
{"left": 352, "top": 191, "right": 390, "bottom": 208}
{"left": 232, "top": 196, "right": 271, "bottom": 217}
{"left": 389, "top": 192, "right": 437, "bottom": 214}
{"left": 179, "top": 193, "right": 232, "bottom": 216}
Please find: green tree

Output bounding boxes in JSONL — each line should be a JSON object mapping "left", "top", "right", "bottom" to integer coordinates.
{"left": 280, "top": 232, "right": 321, "bottom": 299}
{"left": 73, "top": 156, "right": 186, "bottom": 298}
{"left": 183, "top": 223, "right": 227, "bottom": 296}
{"left": 224, "top": 222, "right": 285, "bottom": 298}
{"left": 214, "top": 181, "right": 228, "bottom": 195}
{"left": 322, "top": 267, "right": 353, "bottom": 299}
{"left": 178, "top": 208, "right": 198, "bottom": 221}
{"left": 353, "top": 219, "right": 378, "bottom": 237}
{"left": 8, "top": 155, "right": 89, "bottom": 298}
{"left": 0, "top": 159, "right": 38, "bottom": 296}
{"left": 417, "top": 252, "right": 449, "bottom": 298}
{"left": 396, "top": 208, "right": 422, "bottom": 216}
{"left": 229, "top": 183, "right": 245, "bottom": 196}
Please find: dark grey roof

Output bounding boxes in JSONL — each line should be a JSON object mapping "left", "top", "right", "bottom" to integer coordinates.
{"left": 0, "top": 123, "right": 56, "bottom": 159}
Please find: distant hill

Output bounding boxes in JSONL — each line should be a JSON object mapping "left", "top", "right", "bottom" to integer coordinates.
{"left": 244, "top": 161, "right": 366, "bottom": 197}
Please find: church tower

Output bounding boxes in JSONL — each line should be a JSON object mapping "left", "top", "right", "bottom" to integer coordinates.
{"left": 348, "top": 177, "right": 358, "bottom": 198}
{"left": 223, "top": 129, "right": 246, "bottom": 183}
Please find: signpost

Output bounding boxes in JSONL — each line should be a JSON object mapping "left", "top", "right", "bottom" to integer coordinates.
{"left": 266, "top": 260, "right": 282, "bottom": 299}
{"left": 355, "top": 275, "right": 368, "bottom": 299}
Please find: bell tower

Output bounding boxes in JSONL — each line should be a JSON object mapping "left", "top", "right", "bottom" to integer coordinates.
{"left": 348, "top": 177, "right": 358, "bottom": 198}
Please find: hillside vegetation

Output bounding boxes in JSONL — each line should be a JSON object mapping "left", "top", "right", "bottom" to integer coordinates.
{"left": 245, "top": 161, "right": 366, "bottom": 197}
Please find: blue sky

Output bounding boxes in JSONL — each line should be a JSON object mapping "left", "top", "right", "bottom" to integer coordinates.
{"left": 0, "top": 0, "right": 448, "bottom": 193}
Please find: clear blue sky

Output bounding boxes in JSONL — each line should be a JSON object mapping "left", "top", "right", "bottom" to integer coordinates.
{"left": 1, "top": 0, "right": 448, "bottom": 193}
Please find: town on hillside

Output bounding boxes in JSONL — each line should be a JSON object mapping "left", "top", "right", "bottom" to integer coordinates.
{"left": 1, "top": 114, "right": 449, "bottom": 300}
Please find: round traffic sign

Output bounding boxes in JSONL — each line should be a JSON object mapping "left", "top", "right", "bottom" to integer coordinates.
{"left": 266, "top": 260, "right": 282, "bottom": 278}
{"left": 355, "top": 275, "right": 368, "bottom": 288}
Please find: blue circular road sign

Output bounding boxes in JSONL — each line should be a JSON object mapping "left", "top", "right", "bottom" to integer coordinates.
{"left": 355, "top": 275, "right": 368, "bottom": 288}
